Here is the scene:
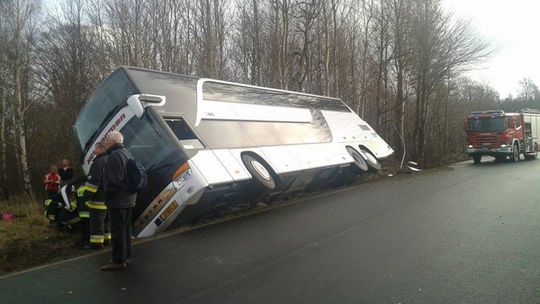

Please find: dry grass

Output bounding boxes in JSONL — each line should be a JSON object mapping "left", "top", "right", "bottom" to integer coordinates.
{"left": 0, "top": 195, "right": 80, "bottom": 276}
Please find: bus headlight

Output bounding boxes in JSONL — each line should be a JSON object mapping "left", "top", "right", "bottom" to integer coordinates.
{"left": 173, "top": 170, "right": 191, "bottom": 191}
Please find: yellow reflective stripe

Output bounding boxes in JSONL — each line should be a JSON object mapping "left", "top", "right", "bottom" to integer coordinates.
{"left": 79, "top": 211, "right": 90, "bottom": 218}
{"left": 85, "top": 201, "right": 107, "bottom": 210}
{"left": 90, "top": 235, "right": 104, "bottom": 243}
{"left": 77, "top": 185, "right": 97, "bottom": 197}
{"left": 77, "top": 187, "right": 85, "bottom": 196}
{"left": 84, "top": 183, "right": 98, "bottom": 192}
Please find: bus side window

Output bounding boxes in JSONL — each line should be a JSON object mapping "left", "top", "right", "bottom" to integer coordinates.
{"left": 165, "top": 118, "right": 204, "bottom": 150}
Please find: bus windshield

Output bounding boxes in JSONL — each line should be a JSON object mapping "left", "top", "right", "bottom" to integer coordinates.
{"left": 121, "top": 112, "right": 182, "bottom": 170}
{"left": 468, "top": 117, "right": 507, "bottom": 132}
{"left": 74, "top": 70, "right": 137, "bottom": 152}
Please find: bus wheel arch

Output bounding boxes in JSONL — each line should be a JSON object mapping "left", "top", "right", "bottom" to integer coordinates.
{"left": 241, "top": 152, "right": 279, "bottom": 190}
{"left": 358, "top": 145, "right": 381, "bottom": 172}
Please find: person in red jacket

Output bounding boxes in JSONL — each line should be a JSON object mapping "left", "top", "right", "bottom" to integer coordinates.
{"left": 44, "top": 165, "right": 61, "bottom": 198}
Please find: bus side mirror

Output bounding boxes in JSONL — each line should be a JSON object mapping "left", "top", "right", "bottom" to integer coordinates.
{"left": 139, "top": 94, "right": 166, "bottom": 105}
{"left": 127, "top": 95, "right": 144, "bottom": 118}
{"left": 127, "top": 94, "right": 167, "bottom": 118}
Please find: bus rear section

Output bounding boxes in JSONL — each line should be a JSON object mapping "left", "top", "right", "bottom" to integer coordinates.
{"left": 75, "top": 67, "right": 394, "bottom": 238}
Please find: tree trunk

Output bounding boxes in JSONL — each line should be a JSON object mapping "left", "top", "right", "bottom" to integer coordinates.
{"left": 14, "top": 64, "right": 34, "bottom": 199}
{"left": 280, "top": 0, "right": 289, "bottom": 90}
{"left": 0, "top": 87, "right": 7, "bottom": 185}
{"left": 323, "top": 2, "right": 330, "bottom": 96}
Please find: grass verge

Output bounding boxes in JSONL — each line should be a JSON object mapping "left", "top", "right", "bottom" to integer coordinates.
{"left": 0, "top": 196, "right": 81, "bottom": 276}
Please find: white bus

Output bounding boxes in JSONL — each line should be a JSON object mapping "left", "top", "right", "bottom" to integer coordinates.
{"left": 74, "top": 67, "right": 394, "bottom": 237}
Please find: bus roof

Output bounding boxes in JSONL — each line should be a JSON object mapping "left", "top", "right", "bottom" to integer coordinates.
{"left": 121, "top": 66, "right": 350, "bottom": 125}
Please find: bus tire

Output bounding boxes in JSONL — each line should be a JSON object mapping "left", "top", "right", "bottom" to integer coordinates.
{"left": 346, "top": 146, "right": 368, "bottom": 172}
{"left": 242, "top": 154, "right": 278, "bottom": 190}
{"left": 359, "top": 147, "right": 381, "bottom": 172}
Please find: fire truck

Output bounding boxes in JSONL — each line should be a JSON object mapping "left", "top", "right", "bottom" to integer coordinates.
{"left": 464, "top": 110, "right": 540, "bottom": 164}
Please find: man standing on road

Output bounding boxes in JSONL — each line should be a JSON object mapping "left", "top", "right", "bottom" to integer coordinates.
{"left": 79, "top": 141, "right": 111, "bottom": 249}
{"left": 101, "top": 131, "right": 136, "bottom": 271}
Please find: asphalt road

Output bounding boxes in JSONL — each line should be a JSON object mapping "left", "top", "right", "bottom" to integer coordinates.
{"left": 2, "top": 157, "right": 540, "bottom": 304}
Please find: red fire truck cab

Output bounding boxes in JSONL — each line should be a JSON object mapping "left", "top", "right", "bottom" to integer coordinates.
{"left": 464, "top": 110, "right": 540, "bottom": 164}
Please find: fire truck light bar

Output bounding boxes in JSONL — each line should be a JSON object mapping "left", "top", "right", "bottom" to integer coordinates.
{"left": 470, "top": 110, "right": 504, "bottom": 115}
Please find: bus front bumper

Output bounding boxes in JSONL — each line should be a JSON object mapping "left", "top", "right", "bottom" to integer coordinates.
{"left": 135, "top": 163, "right": 208, "bottom": 238}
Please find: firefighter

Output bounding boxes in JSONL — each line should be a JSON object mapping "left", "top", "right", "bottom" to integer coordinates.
{"left": 78, "top": 141, "right": 111, "bottom": 249}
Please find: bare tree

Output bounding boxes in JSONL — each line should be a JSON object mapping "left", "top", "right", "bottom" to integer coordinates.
{"left": 1, "top": 0, "right": 41, "bottom": 199}
{"left": 518, "top": 78, "right": 540, "bottom": 101}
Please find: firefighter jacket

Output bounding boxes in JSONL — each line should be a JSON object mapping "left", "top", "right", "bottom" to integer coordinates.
{"left": 79, "top": 153, "right": 109, "bottom": 211}
{"left": 104, "top": 144, "right": 137, "bottom": 208}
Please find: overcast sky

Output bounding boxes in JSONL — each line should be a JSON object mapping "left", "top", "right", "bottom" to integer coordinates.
{"left": 442, "top": 0, "right": 540, "bottom": 98}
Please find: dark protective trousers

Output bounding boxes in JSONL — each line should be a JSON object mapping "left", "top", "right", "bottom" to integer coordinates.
{"left": 109, "top": 208, "right": 132, "bottom": 264}
{"left": 89, "top": 209, "right": 111, "bottom": 245}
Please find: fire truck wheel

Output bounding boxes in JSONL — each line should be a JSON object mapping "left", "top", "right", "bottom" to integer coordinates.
{"left": 472, "top": 154, "right": 481, "bottom": 164}
{"left": 511, "top": 143, "right": 520, "bottom": 162}
{"left": 525, "top": 143, "right": 538, "bottom": 160}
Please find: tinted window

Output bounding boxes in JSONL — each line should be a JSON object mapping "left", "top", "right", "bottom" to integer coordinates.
{"left": 196, "top": 117, "right": 332, "bottom": 149}
{"left": 74, "top": 70, "right": 137, "bottom": 151}
{"left": 121, "top": 114, "right": 181, "bottom": 170}
{"left": 164, "top": 118, "right": 204, "bottom": 150}
{"left": 124, "top": 68, "right": 199, "bottom": 124}
{"left": 203, "top": 81, "right": 350, "bottom": 112}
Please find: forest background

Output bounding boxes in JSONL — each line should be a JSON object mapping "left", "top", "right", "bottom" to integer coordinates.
{"left": 1, "top": 0, "right": 539, "bottom": 199}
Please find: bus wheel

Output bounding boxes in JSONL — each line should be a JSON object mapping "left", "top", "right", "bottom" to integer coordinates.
{"left": 511, "top": 143, "right": 520, "bottom": 162}
{"left": 346, "top": 147, "right": 368, "bottom": 172}
{"left": 359, "top": 147, "right": 381, "bottom": 172}
{"left": 473, "top": 154, "right": 481, "bottom": 164}
{"left": 242, "top": 154, "right": 277, "bottom": 190}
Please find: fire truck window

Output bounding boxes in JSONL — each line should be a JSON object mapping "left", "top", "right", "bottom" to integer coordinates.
{"left": 468, "top": 118, "right": 506, "bottom": 132}
{"left": 525, "top": 123, "right": 532, "bottom": 137}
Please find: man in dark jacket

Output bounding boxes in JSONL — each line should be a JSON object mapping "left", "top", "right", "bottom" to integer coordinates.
{"left": 101, "top": 131, "right": 137, "bottom": 271}
{"left": 79, "top": 141, "right": 111, "bottom": 249}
